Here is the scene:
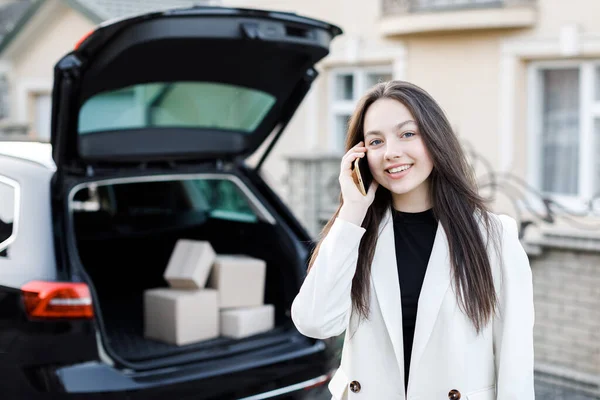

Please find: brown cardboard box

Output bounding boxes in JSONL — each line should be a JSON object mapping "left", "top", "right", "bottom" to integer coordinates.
{"left": 208, "top": 255, "right": 266, "bottom": 308}
{"left": 163, "top": 239, "right": 216, "bottom": 289}
{"left": 144, "top": 288, "right": 218, "bottom": 346}
{"left": 220, "top": 304, "right": 275, "bottom": 339}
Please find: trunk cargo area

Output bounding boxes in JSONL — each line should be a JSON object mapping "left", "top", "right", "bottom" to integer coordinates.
{"left": 70, "top": 175, "right": 305, "bottom": 366}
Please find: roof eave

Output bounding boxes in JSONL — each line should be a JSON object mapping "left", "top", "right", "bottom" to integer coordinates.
{"left": 0, "top": 0, "right": 103, "bottom": 56}
{"left": 62, "top": 0, "right": 105, "bottom": 24}
{"left": 0, "top": 0, "right": 44, "bottom": 55}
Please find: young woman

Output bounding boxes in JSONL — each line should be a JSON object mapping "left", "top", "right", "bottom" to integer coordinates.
{"left": 291, "top": 81, "right": 534, "bottom": 400}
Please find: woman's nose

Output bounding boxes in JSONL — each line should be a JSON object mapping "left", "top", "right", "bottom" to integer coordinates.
{"left": 384, "top": 144, "right": 404, "bottom": 161}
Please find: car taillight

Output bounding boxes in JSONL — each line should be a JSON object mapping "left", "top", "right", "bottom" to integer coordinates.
{"left": 21, "top": 281, "right": 94, "bottom": 319}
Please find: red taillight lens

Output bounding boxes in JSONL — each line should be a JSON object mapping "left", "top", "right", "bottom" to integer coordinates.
{"left": 21, "top": 281, "right": 94, "bottom": 319}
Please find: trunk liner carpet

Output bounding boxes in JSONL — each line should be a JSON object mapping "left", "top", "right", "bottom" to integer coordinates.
{"left": 99, "top": 291, "right": 285, "bottom": 362}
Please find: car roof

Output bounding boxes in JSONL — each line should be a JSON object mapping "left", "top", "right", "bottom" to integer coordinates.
{"left": 0, "top": 141, "right": 56, "bottom": 170}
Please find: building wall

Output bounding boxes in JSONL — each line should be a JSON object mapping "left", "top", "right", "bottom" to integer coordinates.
{"left": 7, "top": 1, "right": 94, "bottom": 135}
{"left": 531, "top": 248, "right": 600, "bottom": 388}
{"left": 530, "top": 0, "right": 600, "bottom": 36}
{"left": 404, "top": 32, "right": 502, "bottom": 167}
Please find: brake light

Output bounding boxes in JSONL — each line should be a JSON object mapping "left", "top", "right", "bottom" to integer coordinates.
{"left": 74, "top": 29, "right": 94, "bottom": 50}
{"left": 21, "top": 281, "right": 94, "bottom": 319}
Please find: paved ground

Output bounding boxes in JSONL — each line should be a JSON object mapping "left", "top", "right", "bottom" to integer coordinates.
{"left": 535, "top": 379, "right": 599, "bottom": 400}
{"left": 306, "top": 378, "right": 600, "bottom": 399}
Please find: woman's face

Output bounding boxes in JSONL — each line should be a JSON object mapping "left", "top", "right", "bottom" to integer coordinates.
{"left": 363, "top": 98, "right": 434, "bottom": 208}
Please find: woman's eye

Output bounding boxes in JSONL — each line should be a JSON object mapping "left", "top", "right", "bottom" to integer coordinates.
{"left": 369, "top": 139, "right": 382, "bottom": 146}
{"left": 402, "top": 132, "right": 416, "bottom": 138}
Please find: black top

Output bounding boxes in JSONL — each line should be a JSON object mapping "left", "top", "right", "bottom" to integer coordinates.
{"left": 392, "top": 208, "right": 438, "bottom": 392}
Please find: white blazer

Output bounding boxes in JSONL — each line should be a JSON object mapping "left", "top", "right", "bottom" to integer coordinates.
{"left": 291, "top": 209, "right": 535, "bottom": 400}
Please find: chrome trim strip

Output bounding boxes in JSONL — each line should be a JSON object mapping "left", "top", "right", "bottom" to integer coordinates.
{"left": 68, "top": 173, "right": 276, "bottom": 225}
{"left": 237, "top": 374, "right": 329, "bottom": 400}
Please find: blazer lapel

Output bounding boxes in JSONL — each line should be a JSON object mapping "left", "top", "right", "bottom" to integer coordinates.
{"left": 370, "top": 209, "right": 406, "bottom": 389}
{"left": 407, "top": 221, "right": 451, "bottom": 390}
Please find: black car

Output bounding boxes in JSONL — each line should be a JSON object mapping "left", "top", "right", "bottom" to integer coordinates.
{"left": 0, "top": 5, "right": 342, "bottom": 399}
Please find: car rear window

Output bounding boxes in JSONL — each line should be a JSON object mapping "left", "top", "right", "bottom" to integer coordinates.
{"left": 78, "top": 82, "right": 276, "bottom": 134}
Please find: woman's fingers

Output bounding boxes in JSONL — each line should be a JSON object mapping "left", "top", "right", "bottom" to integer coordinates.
{"left": 341, "top": 153, "right": 365, "bottom": 176}
{"left": 341, "top": 143, "right": 367, "bottom": 173}
{"left": 345, "top": 141, "right": 366, "bottom": 157}
{"left": 337, "top": 141, "right": 378, "bottom": 206}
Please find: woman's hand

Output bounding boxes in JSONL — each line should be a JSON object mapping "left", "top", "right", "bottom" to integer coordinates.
{"left": 338, "top": 141, "right": 378, "bottom": 226}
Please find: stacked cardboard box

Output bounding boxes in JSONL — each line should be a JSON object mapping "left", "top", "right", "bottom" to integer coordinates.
{"left": 207, "top": 255, "right": 274, "bottom": 339}
{"left": 144, "top": 239, "right": 219, "bottom": 346}
{"left": 220, "top": 304, "right": 275, "bottom": 339}
{"left": 143, "top": 239, "right": 274, "bottom": 346}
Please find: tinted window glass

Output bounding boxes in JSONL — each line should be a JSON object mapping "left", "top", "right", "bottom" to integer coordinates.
{"left": 192, "top": 179, "right": 257, "bottom": 223}
{"left": 75, "top": 177, "right": 258, "bottom": 224}
{"left": 78, "top": 82, "right": 276, "bottom": 134}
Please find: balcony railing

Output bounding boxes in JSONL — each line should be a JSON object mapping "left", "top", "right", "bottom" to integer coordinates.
{"left": 285, "top": 148, "right": 600, "bottom": 241}
{"left": 383, "top": 0, "right": 535, "bottom": 14}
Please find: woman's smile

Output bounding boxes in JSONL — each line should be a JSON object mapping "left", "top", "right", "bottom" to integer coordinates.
{"left": 385, "top": 163, "right": 413, "bottom": 179}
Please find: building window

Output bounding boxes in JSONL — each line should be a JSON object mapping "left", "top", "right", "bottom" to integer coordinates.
{"left": 529, "top": 61, "right": 600, "bottom": 207}
{"left": 329, "top": 67, "right": 393, "bottom": 151}
{"left": 0, "top": 176, "right": 19, "bottom": 257}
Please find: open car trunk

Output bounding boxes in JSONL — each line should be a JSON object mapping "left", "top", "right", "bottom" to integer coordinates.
{"left": 69, "top": 173, "right": 308, "bottom": 369}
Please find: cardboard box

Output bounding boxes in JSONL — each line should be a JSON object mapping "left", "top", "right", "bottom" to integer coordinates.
{"left": 163, "top": 239, "right": 216, "bottom": 289}
{"left": 220, "top": 304, "right": 275, "bottom": 339}
{"left": 144, "top": 288, "right": 218, "bottom": 346}
{"left": 208, "top": 255, "right": 266, "bottom": 308}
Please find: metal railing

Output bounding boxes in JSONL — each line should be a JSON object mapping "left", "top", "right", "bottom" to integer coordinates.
{"left": 382, "top": 0, "right": 535, "bottom": 14}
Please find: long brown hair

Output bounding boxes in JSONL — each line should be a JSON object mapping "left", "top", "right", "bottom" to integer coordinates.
{"left": 307, "top": 80, "right": 500, "bottom": 333}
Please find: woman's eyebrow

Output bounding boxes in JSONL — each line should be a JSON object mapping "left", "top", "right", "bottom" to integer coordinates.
{"left": 365, "top": 120, "right": 416, "bottom": 137}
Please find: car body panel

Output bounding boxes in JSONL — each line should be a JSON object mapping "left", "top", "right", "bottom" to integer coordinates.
{"left": 0, "top": 147, "right": 57, "bottom": 287}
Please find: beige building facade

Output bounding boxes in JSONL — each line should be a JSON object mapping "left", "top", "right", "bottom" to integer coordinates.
{"left": 1, "top": 1, "right": 94, "bottom": 140}
{"left": 0, "top": 0, "right": 599, "bottom": 393}
{"left": 249, "top": 0, "right": 600, "bottom": 393}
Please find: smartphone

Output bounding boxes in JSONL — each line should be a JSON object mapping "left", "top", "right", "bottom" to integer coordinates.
{"left": 353, "top": 154, "right": 373, "bottom": 196}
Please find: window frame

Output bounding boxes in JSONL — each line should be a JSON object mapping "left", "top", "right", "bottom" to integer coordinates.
{"left": 328, "top": 66, "right": 393, "bottom": 152}
{"left": 68, "top": 173, "right": 276, "bottom": 225}
{"left": 527, "top": 59, "right": 600, "bottom": 212}
{"left": 0, "top": 175, "right": 20, "bottom": 255}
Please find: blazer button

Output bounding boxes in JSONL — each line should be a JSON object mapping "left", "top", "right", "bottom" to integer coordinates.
{"left": 349, "top": 380, "right": 361, "bottom": 393}
{"left": 448, "top": 389, "right": 461, "bottom": 399}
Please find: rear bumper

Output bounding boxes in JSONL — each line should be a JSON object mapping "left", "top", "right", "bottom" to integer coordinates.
{"left": 56, "top": 340, "right": 327, "bottom": 392}
{"left": 16, "top": 339, "right": 333, "bottom": 399}
{"left": 53, "top": 362, "right": 332, "bottom": 399}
